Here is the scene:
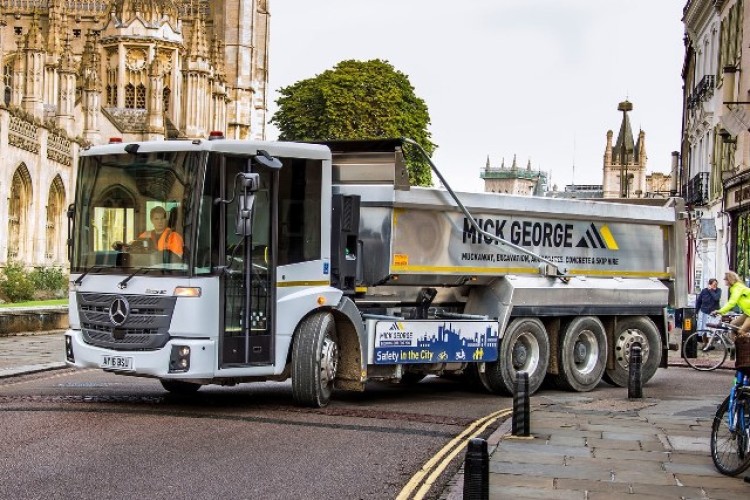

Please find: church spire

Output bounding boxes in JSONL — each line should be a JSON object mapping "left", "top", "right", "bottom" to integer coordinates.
{"left": 614, "top": 100, "right": 635, "bottom": 160}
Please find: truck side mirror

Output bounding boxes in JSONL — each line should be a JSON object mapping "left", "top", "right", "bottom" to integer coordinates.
{"left": 67, "top": 204, "right": 75, "bottom": 262}
{"left": 235, "top": 173, "right": 260, "bottom": 236}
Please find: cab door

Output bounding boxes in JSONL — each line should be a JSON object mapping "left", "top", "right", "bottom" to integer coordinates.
{"left": 216, "top": 154, "right": 276, "bottom": 366}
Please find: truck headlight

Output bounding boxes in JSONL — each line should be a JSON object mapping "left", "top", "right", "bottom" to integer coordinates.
{"left": 169, "top": 345, "right": 191, "bottom": 373}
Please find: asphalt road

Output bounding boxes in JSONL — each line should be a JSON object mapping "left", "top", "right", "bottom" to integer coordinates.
{"left": 0, "top": 357, "right": 735, "bottom": 500}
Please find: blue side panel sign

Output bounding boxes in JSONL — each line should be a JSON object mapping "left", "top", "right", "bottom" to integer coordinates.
{"left": 374, "top": 321, "right": 499, "bottom": 364}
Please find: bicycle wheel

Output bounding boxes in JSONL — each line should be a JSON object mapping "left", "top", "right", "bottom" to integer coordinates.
{"left": 711, "top": 394, "right": 750, "bottom": 475}
{"left": 683, "top": 331, "right": 728, "bottom": 371}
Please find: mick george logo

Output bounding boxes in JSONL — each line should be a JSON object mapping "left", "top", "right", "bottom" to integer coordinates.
{"left": 576, "top": 223, "right": 619, "bottom": 250}
{"left": 462, "top": 218, "right": 619, "bottom": 251}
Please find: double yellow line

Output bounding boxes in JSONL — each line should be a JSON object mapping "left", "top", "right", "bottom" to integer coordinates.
{"left": 396, "top": 407, "right": 513, "bottom": 500}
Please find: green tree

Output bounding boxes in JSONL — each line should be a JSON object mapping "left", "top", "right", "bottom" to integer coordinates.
{"left": 270, "top": 59, "right": 435, "bottom": 186}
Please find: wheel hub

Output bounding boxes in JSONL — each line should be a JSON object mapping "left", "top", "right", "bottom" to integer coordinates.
{"left": 511, "top": 331, "right": 540, "bottom": 373}
{"left": 574, "top": 340, "right": 588, "bottom": 364}
{"left": 320, "top": 336, "right": 339, "bottom": 385}
{"left": 614, "top": 328, "right": 649, "bottom": 369}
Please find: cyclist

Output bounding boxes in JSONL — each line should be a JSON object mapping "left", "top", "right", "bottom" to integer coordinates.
{"left": 712, "top": 271, "right": 750, "bottom": 340}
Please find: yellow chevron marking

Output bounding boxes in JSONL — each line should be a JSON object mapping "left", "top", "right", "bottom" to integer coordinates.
{"left": 600, "top": 225, "right": 619, "bottom": 250}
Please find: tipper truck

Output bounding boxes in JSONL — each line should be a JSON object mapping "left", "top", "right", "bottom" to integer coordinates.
{"left": 64, "top": 136, "right": 687, "bottom": 407}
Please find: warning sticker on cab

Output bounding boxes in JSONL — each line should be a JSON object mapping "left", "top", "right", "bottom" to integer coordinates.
{"left": 393, "top": 254, "right": 409, "bottom": 266}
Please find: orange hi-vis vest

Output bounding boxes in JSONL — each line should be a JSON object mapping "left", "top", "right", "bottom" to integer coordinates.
{"left": 139, "top": 228, "right": 183, "bottom": 257}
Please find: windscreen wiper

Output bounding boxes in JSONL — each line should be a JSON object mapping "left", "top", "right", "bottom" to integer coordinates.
{"left": 117, "top": 267, "right": 151, "bottom": 290}
{"left": 73, "top": 266, "right": 101, "bottom": 286}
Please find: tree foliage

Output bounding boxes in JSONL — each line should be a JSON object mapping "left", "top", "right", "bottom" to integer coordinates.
{"left": 270, "top": 59, "right": 435, "bottom": 186}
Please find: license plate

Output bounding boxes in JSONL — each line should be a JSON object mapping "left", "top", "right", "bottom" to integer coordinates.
{"left": 101, "top": 355, "right": 134, "bottom": 371}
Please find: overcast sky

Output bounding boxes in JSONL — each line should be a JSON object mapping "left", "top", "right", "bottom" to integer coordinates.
{"left": 267, "top": 0, "right": 685, "bottom": 193}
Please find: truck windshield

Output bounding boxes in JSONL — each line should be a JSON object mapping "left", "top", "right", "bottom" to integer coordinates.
{"left": 71, "top": 150, "right": 203, "bottom": 275}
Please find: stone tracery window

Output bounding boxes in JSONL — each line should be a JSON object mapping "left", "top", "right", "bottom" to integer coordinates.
{"left": 125, "top": 83, "right": 135, "bottom": 108}
{"left": 8, "top": 165, "right": 32, "bottom": 262}
{"left": 136, "top": 83, "right": 146, "bottom": 109}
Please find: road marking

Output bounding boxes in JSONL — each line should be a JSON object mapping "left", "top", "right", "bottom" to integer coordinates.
{"left": 396, "top": 407, "right": 512, "bottom": 500}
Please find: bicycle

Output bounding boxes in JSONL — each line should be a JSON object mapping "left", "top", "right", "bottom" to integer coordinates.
{"left": 711, "top": 368, "right": 750, "bottom": 475}
{"left": 682, "top": 316, "right": 738, "bottom": 371}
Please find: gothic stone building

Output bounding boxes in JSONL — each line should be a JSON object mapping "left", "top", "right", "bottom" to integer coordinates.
{"left": 0, "top": 0, "right": 269, "bottom": 269}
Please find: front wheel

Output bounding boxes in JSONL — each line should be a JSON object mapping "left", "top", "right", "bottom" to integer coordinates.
{"left": 683, "top": 331, "right": 728, "bottom": 371}
{"left": 711, "top": 395, "right": 750, "bottom": 476}
{"left": 603, "top": 316, "right": 661, "bottom": 387}
{"left": 292, "top": 312, "right": 339, "bottom": 408}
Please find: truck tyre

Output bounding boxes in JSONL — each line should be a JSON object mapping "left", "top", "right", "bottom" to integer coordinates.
{"left": 292, "top": 312, "right": 339, "bottom": 407}
{"left": 160, "top": 380, "right": 201, "bottom": 394}
{"left": 480, "top": 318, "right": 549, "bottom": 395}
{"left": 554, "top": 316, "right": 607, "bottom": 392}
{"left": 603, "top": 316, "right": 661, "bottom": 387}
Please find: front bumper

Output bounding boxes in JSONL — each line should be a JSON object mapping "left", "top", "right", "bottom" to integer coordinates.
{"left": 64, "top": 329, "right": 216, "bottom": 381}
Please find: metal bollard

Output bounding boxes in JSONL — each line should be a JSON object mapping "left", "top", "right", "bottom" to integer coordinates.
{"left": 628, "top": 342, "right": 643, "bottom": 399}
{"left": 512, "top": 371, "right": 530, "bottom": 437}
{"left": 462, "top": 438, "right": 489, "bottom": 500}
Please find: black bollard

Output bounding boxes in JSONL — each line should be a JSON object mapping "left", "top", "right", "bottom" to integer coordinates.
{"left": 512, "top": 371, "right": 530, "bottom": 436}
{"left": 628, "top": 342, "right": 643, "bottom": 399}
{"left": 462, "top": 438, "right": 489, "bottom": 500}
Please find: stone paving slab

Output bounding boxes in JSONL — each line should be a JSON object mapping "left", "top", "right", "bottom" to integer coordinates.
{"left": 489, "top": 462, "right": 615, "bottom": 482}
{"left": 669, "top": 452, "right": 716, "bottom": 465}
{"left": 585, "top": 436, "right": 651, "bottom": 451}
{"left": 554, "top": 477, "right": 632, "bottom": 494}
{"left": 495, "top": 440, "right": 593, "bottom": 458}
{"left": 664, "top": 461, "right": 725, "bottom": 476}
{"left": 585, "top": 448, "right": 670, "bottom": 462}
{"left": 489, "top": 485, "right": 584, "bottom": 499}
{"left": 667, "top": 435, "right": 711, "bottom": 453}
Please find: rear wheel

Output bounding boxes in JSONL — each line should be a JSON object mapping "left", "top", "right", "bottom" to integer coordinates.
{"left": 554, "top": 316, "right": 607, "bottom": 392}
{"left": 603, "top": 316, "right": 661, "bottom": 387}
{"left": 711, "top": 395, "right": 750, "bottom": 476}
{"left": 480, "top": 317, "right": 549, "bottom": 395}
{"left": 683, "top": 331, "right": 728, "bottom": 371}
{"left": 292, "top": 312, "right": 339, "bottom": 407}
{"left": 160, "top": 379, "right": 201, "bottom": 395}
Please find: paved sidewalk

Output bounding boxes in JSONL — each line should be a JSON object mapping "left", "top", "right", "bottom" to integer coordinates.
{"left": 0, "top": 330, "right": 66, "bottom": 378}
{"left": 440, "top": 334, "right": 750, "bottom": 499}
{"left": 441, "top": 392, "right": 750, "bottom": 499}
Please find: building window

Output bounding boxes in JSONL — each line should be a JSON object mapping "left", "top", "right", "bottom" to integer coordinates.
{"left": 735, "top": 211, "right": 750, "bottom": 282}
{"left": 125, "top": 83, "right": 135, "bottom": 108}
{"left": 136, "top": 83, "right": 146, "bottom": 109}
{"left": 163, "top": 87, "right": 171, "bottom": 112}
{"left": 46, "top": 176, "right": 65, "bottom": 262}
{"left": 8, "top": 165, "right": 32, "bottom": 262}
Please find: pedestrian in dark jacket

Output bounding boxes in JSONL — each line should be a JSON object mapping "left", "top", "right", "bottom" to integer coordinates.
{"left": 696, "top": 278, "right": 721, "bottom": 332}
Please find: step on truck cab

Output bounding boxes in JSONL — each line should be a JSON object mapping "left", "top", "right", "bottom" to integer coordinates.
{"left": 64, "top": 137, "right": 686, "bottom": 406}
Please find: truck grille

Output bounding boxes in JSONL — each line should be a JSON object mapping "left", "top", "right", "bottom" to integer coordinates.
{"left": 77, "top": 292, "right": 176, "bottom": 351}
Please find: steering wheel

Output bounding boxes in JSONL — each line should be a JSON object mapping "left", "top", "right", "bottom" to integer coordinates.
{"left": 126, "top": 238, "right": 155, "bottom": 254}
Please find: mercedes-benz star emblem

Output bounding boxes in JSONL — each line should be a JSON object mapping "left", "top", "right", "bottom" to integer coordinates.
{"left": 109, "top": 296, "right": 130, "bottom": 326}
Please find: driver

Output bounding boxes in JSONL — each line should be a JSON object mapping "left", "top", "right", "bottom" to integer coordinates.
{"left": 139, "top": 206, "right": 184, "bottom": 257}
